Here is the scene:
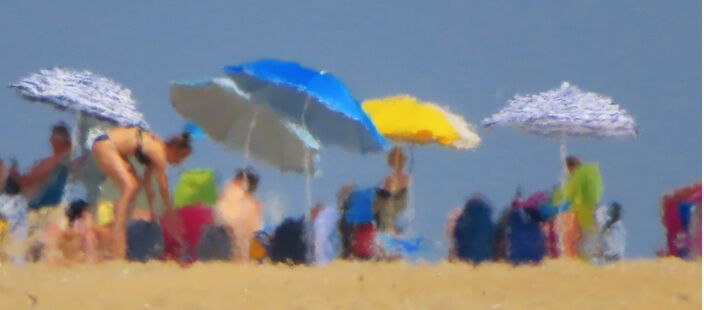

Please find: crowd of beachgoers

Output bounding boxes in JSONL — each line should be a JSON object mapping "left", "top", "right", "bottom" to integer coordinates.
{"left": 0, "top": 123, "right": 700, "bottom": 266}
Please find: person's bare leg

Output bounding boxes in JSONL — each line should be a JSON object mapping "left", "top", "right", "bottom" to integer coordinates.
{"left": 92, "top": 142, "right": 138, "bottom": 259}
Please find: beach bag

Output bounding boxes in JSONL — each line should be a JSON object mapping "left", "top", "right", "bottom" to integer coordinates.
{"left": 197, "top": 225, "right": 232, "bottom": 261}
{"left": 126, "top": 220, "right": 164, "bottom": 262}
{"left": 269, "top": 217, "right": 308, "bottom": 265}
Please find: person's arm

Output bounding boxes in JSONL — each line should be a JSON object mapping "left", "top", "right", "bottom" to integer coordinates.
{"left": 19, "top": 155, "right": 63, "bottom": 194}
{"left": 142, "top": 166, "right": 155, "bottom": 216}
{"left": 154, "top": 164, "right": 172, "bottom": 213}
{"left": 155, "top": 163, "right": 184, "bottom": 241}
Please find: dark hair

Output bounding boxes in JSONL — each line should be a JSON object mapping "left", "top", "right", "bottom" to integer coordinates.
{"left": 66, "top": 199, "right": 89, "bottom": 225}
{"left": 51, "top": 122, "right": 71, "bottom": 145}
{"left": 3, "top": 175, "right": 21, "bottom": 195}
{"left": 609, "top": 202, "right": 622, "bottom": 222}
{"left": 52, "top": 122, "right": 70, "bottom": 136}
{"left": 565, "top": 155, "right": 581, "bottom": 168}
{"left": 235, "top": 166, "right": 260, "bottom": 193}
{"left": 166, "top": 131, "right": 192, "bottom": 151}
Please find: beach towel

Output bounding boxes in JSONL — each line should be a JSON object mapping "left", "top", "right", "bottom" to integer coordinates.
{"left": 376, "top": 233, "right": 422, "bottom": 260}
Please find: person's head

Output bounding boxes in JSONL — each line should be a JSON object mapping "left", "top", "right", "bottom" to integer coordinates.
{"left": 309, "top": 203, "right": 324, "bottom": 221}
{"left": 3, "top": 174, "right": 20, "bottom": 195}
{"left": 609, "top": 202, "right": 622, "bottom": 222}
{"left": 234, "top": 167, "right": 260, "bottom": 193}
{"left": 565, "top": 155, "right": 581, "bottom": 174}
{"left": 165, "top": 132, "right": 193, "bottom": 165}
{"left": 387, "top": 146, "right": 406, "bottom": 172}
{"left": 50, "top": 123, "right": 71, "bottom": 153}
{"left": 66, "top": 199, "right": 89, "bottom": 225}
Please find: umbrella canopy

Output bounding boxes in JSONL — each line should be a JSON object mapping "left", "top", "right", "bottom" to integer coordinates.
{"left": 224, "top": 59, "right": 388, "bottom": 153}
{"left": 9, "top": 68, "right": 148, "bottom": 128}
{"left": 362, "top": 95, "right": 480, "bottom": 149}
{"left": 481, "top": 82, "right": 636, "bottom": 139}
{"left": 171, "top": 77, "right": 320, "bottom": 175}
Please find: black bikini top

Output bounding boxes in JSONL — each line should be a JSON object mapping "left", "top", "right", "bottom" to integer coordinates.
{"left": 134, "top": 129, "right": 152, "bottom": 166}
{"left": 375, "top": 187, "right": 408, "bottom": 199}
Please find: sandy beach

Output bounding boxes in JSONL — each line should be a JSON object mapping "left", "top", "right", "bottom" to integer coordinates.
{"left": 0, "top": 258, "right": 699, "bottom": 309}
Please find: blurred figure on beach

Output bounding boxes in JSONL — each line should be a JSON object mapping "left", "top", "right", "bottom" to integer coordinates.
{"left": 88, "top": 126, "right": 192, "bottom": 259}
{"left": 452, "top": 196, "right": 495, "bottom": 264}
{"left": 41, "top": 199, "right": 103, "bottom": 264}
{"left": 336, "top": 184, "right": 356, "bottom": 259}
{"left": 659, "top": 182, "right": 701, "bottom": 259}
{"left": 595, "top": 202, "right": 626, "bottom": 263}
{"left": 214, "top": 167, "right": 263, "bottom": 262}
{"left": 373, "top": 147, "right": 409, "bottom": 235}
{"left": 16, "top": 123, "right": 72, "bottom": 210}
{"left": 555, "top": 156, "right": 603, "bottom": 259}
{"left": 444, "top": 207, "right": 462, "bottom": 261}
{"left": 311, "top": 203, "right": 340, "bottom": 265}
{"left": 504, "top": 190, "right": 552, "bottom": 264}
{"left": 0, "top": 173, "right": 29, "bottom": 264}
{"left": 342, "top": 186, "right": 377, "bottom": 260}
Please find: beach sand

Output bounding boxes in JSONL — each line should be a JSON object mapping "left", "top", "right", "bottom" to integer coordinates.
{"left": 0, "top": 258, "right": 699, "bottom": 309}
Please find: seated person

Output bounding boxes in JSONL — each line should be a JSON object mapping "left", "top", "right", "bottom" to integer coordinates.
{"left": 19, "top": 123, "right": 73, "bottom": 210}
{"left": 596, "top": 202, "right": 626, "bottom": 262}
{"left": 42, "top": 199, "right": 103, "bottom": 264}
{"left": 213, "top": 167, "right": 263, "bottom": 262}
{"left": 0, "top": 175, "right": 29, "bottom": 264}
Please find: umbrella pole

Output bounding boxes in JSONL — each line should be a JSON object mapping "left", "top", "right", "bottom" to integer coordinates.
{"left": 406, "top": 145, "right": 416, "bottom": 228}
{"left": 62, "top": 112, "right": 83, "bottom": 205}
{"left": 301, "top": 98, "right": 313, "bottom": 208}
{"left": 559, "top": 140, "right": 568, "bottom": 184}
{"left": 243, "top": 110, "right": 259, "bottom": 166}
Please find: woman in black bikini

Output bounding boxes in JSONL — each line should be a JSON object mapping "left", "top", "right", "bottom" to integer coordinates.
{"left": 373, "top": 147, "right": 410, "bottom": 234}
{"left": 90, "top": 127, "right": 192, "bottom": 259}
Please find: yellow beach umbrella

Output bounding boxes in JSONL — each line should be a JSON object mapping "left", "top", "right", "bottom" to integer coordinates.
{"left": 362, "top": 95, "right": 480, "bottom": 149}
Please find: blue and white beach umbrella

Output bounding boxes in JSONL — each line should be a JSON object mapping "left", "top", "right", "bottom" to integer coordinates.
{"left": 481, "top": 82, "right": 637, "bottom": 139}
{"left": 225, "top": 59, "right": 388, "bottom": 153}
{"left": 9, "top": 68, "right": 148, "bottom": 128}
